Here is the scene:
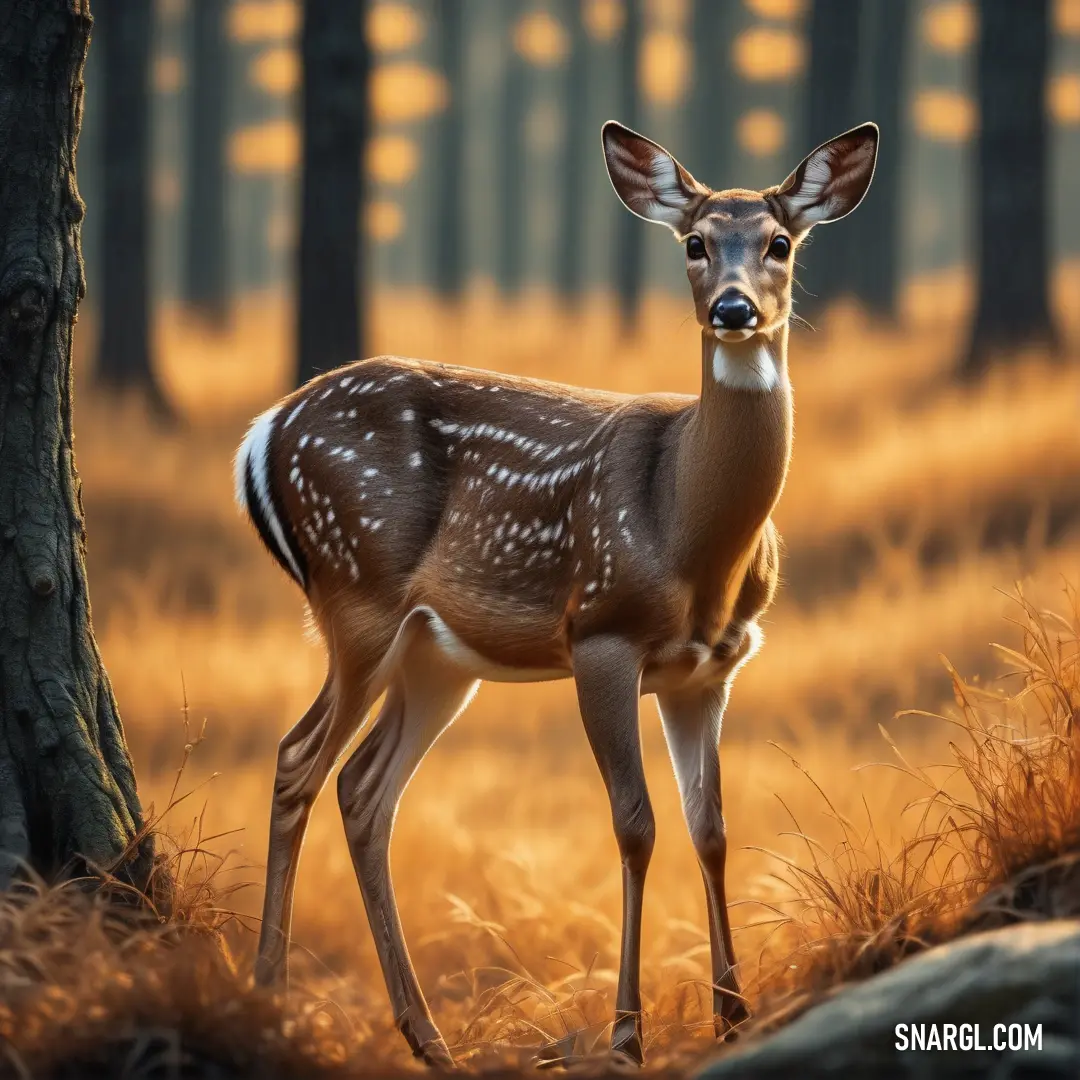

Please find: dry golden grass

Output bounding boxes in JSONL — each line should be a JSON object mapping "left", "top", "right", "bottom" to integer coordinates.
{"left": 16, "top": 290, "right": 1075, "bottom": 1074}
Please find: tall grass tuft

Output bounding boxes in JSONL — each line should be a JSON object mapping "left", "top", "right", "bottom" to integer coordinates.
{"left": 748, "top": 584, "right": 1080, "bottom": 1032}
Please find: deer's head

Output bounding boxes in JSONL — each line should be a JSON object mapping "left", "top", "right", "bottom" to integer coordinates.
{"left": 602, "top": 122, "right": 879, "bottom": 342}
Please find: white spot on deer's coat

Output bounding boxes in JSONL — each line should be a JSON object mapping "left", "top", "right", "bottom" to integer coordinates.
{"left": 284, "top": 398, "right": 308, "bottom": 427}
{"left": 402, "top": 408, "right": 415, "bottom": 422}
{"left": 363, "top": 467, "right": 378, "bottom": 478}
{"left": 298, "top": 434, "right": 310, "bottom": 449}
{"left": 410, "top": 452, "right": 421, "bottom": 468}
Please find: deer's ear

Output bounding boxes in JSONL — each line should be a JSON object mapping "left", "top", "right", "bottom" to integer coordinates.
{"left": 602, "top": 121, "right": 709, "bottom": 236}
{"left": 774, "top": 123, "right": 879, "bottom": 234}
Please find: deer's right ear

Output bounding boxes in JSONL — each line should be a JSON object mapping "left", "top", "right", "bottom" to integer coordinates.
{"left": 602, "top": 121, "right": 709, "bottom": 236}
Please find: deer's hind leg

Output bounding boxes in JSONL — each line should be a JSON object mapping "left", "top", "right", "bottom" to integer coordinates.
{"left": 255, "top": 646, "right": 387, "bottom": 986}
{"left": 336, "top": 619, "right": 479, "bottom": 1068}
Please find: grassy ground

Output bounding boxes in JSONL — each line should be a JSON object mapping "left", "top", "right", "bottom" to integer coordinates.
{"left": 0, "top": 290, "right": 1076, "bottom": 1076}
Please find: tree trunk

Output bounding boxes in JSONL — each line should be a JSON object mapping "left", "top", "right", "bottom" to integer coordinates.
{"left": 93, "top": 0, "right": 168, "bottom": 407}
{"left": 497, "top": 0, "right": 526, "bottom": 296}
{"left": 688, "top": 0, "right": 738, "bottom": 190}
{"left": 557, "top": 0, "right": 587, "bottom": 303}
{"left": 849, "top": 0, "right": 911, "bottom": 319}
{"left": 182, "top": 0, "right": 230, "bottom": 325}
{"left": 295, "top": 0, "right": 368, "bottom": 387}
{"left": 434, "top": 0, "right": 465, "bottom": 300}
{"left": 961, "top": 0, "right": 1057, "bottom": 378}
{"left": 614, "top": 0, "right": 643, "bottom": 329}
{"left": 798, "top": 0, "right": 862, "bottom": 321}
{"left": 0, "top": 0, "right": 152, "bottom": 891}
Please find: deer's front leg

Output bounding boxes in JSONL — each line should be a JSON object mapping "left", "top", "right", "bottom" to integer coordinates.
{"left": 656, "top": 684, "right": 750, "bottom": 1039}
{"left": 572, "top": 635, "right": 654, "bottom": 1066}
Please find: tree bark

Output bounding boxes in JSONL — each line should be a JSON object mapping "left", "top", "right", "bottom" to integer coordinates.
{"left": 92, "top": 0, "right": 168, "bottom": 407}
{"left": 798, "top": 0, "right": 862, "bottom": 321}
{"left": 961, "top": 0, "right": 1057, "bottom": 378}
{"left": 295, "top": 0, "right": 368, "bottom": 387}
{"left": 849, "top": 0, "right": 911, "bottom": 319}
{"left": 434, "top": 0, "right": 465, "bottom": 300}
{"left": 182, "top": 0, "right": 230, "bottom": 325}
{"left": 614, "top": 0, "right": 643, "bottom": 329}
{"left": 0, "top": 0, "right": 152, "bottom": 891}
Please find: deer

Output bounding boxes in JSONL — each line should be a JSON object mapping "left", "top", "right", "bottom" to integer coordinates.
{"left": 235, "top": 119, "right": 878, "bottom": 1067}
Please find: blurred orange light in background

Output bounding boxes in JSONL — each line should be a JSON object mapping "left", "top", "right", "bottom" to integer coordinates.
{"left": 366, "top": 134, "right": 419, "bottom": 185}
{"left": 267, "top": 210, "right": 294, "bottom": 254}
{"left": 154, "top": 54, "right": 185, "bottom": 94}
{"left": 514, "top": 11, "right": 570, "bottom": 67}
{"left": 250, "top": 46, "right": 299, "bottom": 95}
{"left": 646, "top": 0, "right": 689, "bottom": 26}
{"left": 584, "top": 0, "right": 624, "bottom": 42}
{"left": 743, "top": 0, "right": 808, "bottom": 20}
{"left": 153, "top": 168, "right": 180, "bottom": 211}
{"left": 732, "top": 27, "right": 804, "bottom": 82}
{"left": 642, "top": 31, "right": 691, "bottom": 105}
{"left": 370, "top": 63, "right": 448, "bottom": 123}
{"left": 1050, "top": 74, "right": 1080, "bottom": 124}
{"left": 365, "top": 199, "right": 404, "bottom": 242}
{"left": 1054, "top": 0, "right": 1080, "bottom": 36}
{"left": 737, "top": 109, "right": 786, "bottom": 157}
{"left": 229, "top": 0, "right": 297, "bottom": 43}
{"left": 922, "top": 0, "right": 977, "bottom": 53}
{"left": 367, "top": 2, "right": 425, "bottom": 54}
{"left": 229, "top": 120, "right": 298, "bottom": 174}
{"left": 911, "top": 89, "right": 976, "bottom": 142}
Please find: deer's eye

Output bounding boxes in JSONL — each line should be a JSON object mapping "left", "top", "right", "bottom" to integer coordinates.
{"left": 768, "top": 235, "right": 791, "bottom": 260}
{"left": 686, "top": 236, "right": 707, "bottom": 260}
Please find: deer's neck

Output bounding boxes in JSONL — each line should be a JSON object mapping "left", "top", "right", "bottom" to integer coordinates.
{"left": 668, "top": 328, "right": 794, "bottom": 628}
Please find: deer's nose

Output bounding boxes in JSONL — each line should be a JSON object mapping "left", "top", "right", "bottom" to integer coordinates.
{"left": 710, "top": 288, "right": 758, "bottom": 331}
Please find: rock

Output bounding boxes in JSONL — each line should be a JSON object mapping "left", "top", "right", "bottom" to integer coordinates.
{"left": 696, "top": 920, "right": 1080, "bottom": 1079}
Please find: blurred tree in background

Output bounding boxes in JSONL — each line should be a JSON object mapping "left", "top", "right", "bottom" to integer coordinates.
{"left": 799, "top": 0, "right": 862, "bottom": 321}
{"left": 94, "top": 0, "right": 168, "bottom": 410}
{"left": 614, "top": 0, "right": 643, "bottom": 329}
{"left": 183, "top": 0, "right": 230, "bottom": 326}
{"left": 963, "top": 0, "right": 1058, "bottom": 377}
{"left": 849, "top": 0, "right": 912, "bottom": 320}
{"left": 558, "top": 0, "right": 590, "bottom": 303}
{"left": 689, "top": 0, "right": 738, "bottom": 191}
{"left": 295, "top": 0, "right": 369, "bottom": 387}
{"left": 498, "top": 0, "right": 528, "bottom": 296}
{"left": 434, "top": 0, "right": 466, "bottom": 299}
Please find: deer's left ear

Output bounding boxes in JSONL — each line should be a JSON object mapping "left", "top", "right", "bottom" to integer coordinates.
{"left": 602, "top": 121, "right": 710, "bottom": 236}
{"left": 773, "top": 122, "right": 879, "bottom": 234}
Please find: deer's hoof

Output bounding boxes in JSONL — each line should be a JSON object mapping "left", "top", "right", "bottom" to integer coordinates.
{"left": 609, "top": 1020, "right": 645, "bottom": 1068}
{"left": 417, "top": 1037, "right": 455, "bottom": 1070}
{"left": 252, "top": 955, "right": 283, "bottom": 988}
{"left": 715, "top": 1001, "right": 751, "bottom": 1043}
